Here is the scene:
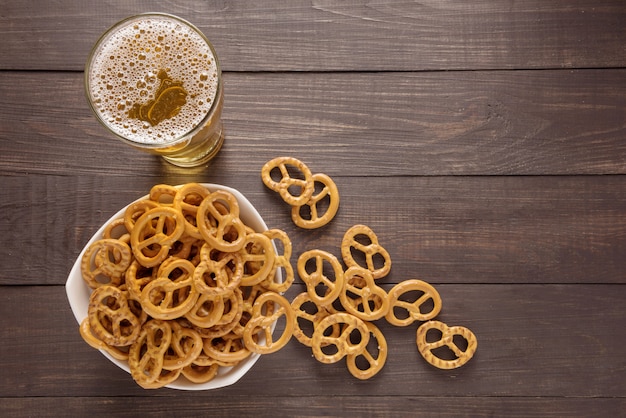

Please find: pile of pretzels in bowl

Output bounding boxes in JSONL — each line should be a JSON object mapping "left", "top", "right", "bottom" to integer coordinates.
{"left": 67, "top": 157, "right": 477, "bottom": 390}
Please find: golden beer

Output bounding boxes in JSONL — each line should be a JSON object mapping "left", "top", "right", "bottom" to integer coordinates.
{"left": 85, "top": 13, "right": 224, "bottom": 167}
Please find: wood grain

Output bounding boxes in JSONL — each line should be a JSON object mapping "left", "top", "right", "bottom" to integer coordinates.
{"left": 1, "top": 174, "right": 624, "bottom": 286}
{"left": 0, "top": 285, "right": 624, "bottom": 399}
{"left": 1, "top": 70, "right": 625, "bottom": 177}
{"left": 0, "top": 0, "right": 624, "bottom": 71}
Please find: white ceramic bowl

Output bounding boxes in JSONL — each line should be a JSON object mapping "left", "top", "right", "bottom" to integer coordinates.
{"left": 66, "top": 183, "right": 275, "bottom": 390}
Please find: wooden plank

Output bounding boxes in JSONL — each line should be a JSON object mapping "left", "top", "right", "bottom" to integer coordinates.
{"left": 1, "top": 396, "right": 624, "bottom": 418}
{"left": 1, "top": 174, "right": 625, "bottom": 286}
{"left": 0, "top": 285, "right": 624, "bottom": 398}
{"left": 0, "top": 0, "right": 624, "bottom": 71}
{"left": 1, "top": 70, "right": 625, "bottom": 177}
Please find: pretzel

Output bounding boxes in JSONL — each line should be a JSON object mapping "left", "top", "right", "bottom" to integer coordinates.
{"left": 291, "top": 173, "right": 340, "bottom": 229}
{"left": 385, "top": 279, "right": 442, "bottom": 327}
{"left": 416, "top": 320, "right": 477, "bottom": 369}
{"left": 339, "top": 266, "right": 390, "bottom": 321}
{"left": 140, "top": 258, "right": 199, "bottom": 320}
{"left": 196, "top": 190, "right": 247, "bottom": 252}
{"left": 102, "top": 217, "right": 130, "bottom": 244}
{"left": 310, "top": 313, "right": 370, "bottom": 364}
{"left": 130, "top": 206, "right": 186, "bottom": 267}
{"left": 123, "top": 200, "right": 159, "bottom": 232}
{"left": 87, "top": 285, "right": 145, "bottom": 346}
{"left": 193, "top": 249, "right": 243, "bottom": 299}
{"left": 341, "top": 224, "right": 391, "bottom": 279}
{"left": 181, "top": 362, "right": 219, "bottom": 384}
{"left": 173, "top": 182, "right": 211, "bottom": 239}
{"left": 184, "top": 292, "right": 225, "bottom": 328}
{"left": 149, "top": 184, "right": 178, "bottom": 206}
{"left": 346, "top": 321, "right": 388, "bottom": 380}
{"left": 202, "top": 332, "right": 251, "bottom": 365}
{"left": 261, "top": 156, "right": 315, "bottom": 206}
{"left": 128, "top": 319, "right": 173, "bottom": 388}
{"left": 290, "top": 292, "right": 340, "bottom": 347}
{"left": 81, "top": 239, "right": 132, "bottom": 289}
{"left": 239, "top": 232, "right": 275, "bottom": 286}
{"left": 259, "top": 229, "right": 294, "bottom": 293}
{"left": 243, "top": 291, "right": 294, "bottom": 354}
{"left": 297, "top": 249, "right": 345, "bottom": 307}
{"left": 79, "top": 318, "right": 130, "bottom": 361}
{"left": 162, "top": 321, "right": 203, "bottom": 370}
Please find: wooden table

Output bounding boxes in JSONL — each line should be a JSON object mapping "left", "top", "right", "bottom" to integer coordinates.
{"left": 1, "top": 1, "right": 625, "bottom": 416}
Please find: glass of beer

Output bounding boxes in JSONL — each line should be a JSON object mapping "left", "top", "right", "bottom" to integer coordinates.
{"left": 85, "top": 13, "right": 224, "bottom": 167}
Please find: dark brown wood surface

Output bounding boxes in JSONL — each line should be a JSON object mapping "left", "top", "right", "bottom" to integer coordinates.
{"left": 0, "top": 1, "right": 624, "bottom": 417}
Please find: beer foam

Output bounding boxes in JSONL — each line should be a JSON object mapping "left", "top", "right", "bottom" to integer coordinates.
{"left": 87, "top": 15, "right": 219, "bottom": 144}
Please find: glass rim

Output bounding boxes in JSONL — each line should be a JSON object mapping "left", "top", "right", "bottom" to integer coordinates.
{"left": 84, "top": 12, "right": 222, "bottom": 149}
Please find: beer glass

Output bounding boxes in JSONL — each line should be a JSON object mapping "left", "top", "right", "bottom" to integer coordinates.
{"left": 85, "top": 13, "right": 224, "bottom": 167}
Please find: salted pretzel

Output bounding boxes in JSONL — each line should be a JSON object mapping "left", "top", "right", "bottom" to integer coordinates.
{"left": 162, "top": 321, "right": 203, "bottom": 371}
{"left": 385, "top": 279, "right": 442, "bottom": 327}
{"left": 184, "top": 292, "right": 226, "bottom": 328}
{"left": 339, "top": 266, "right": 390, "bottom": 321}
{"left": 194, "top": 289, "right": 244, "bottom": 340}
{"left": 128, "top": 319, "right": 173, "bottom": 388}
{"left": 310, "top": 312, "right": 370, "bottom": 364}
{"left": 173, "top": 182, "right": 211, "bottom": 239}
{"left": 181, "top": 362, "right": 219, "bottom": 384}
{"left": 243, "top": 291, "right": 294, "bottom": 354}
{"left": 290, "top": 292, "right": 340, "bottom": 347}
{"left": 291, "top": 173, "right": 340, "bottom": 229}
{"left": 196, "top": 190, "right": 247, "bottom": 252}
{"left": 259, "top": 229, "right": 294, "bottom": 293}
{"left": 102, "top": 217, "right": 130, "bottom": 244}
{"left": 341, "top": 224, "right": 391, "bottom": 279}
{"left": 79, "top": 318, "right": 130, "bottom": 361}
{"left": 239, "top": 232, "right": 275, "bottom": 286}
{"left": 346, "top": 321, "right": 388, "bottom": 380}
{"left": 81, "top": 238, "right": 132, "bottom": 289}
{"left": 140, "top": 258, "right": 199, "bottom": 320}
{"left": 297, "top": 249, "right": 345, "bottom": 307}
{"left": 193, "top": 249, "right": 244, "bottom": 299}
{"left": 130, "top": 206, "right": 186, "bottom": 267}
{"left": 123, "top": 200, "right": 159, "bottom": 233}
{"left": 148, "top": 184, "right": 178, "bottom": 206}
{"left": 261, "top": 156, "right": 316, "bottom": 206}
{"left": 203, "top": 332, "right": 251, "bottom": 366}
{"left": 87, "top": 285, "right": 145, "bottom": 346}
{"left": 416, "top": 320, "right": 477, "bottom": 369}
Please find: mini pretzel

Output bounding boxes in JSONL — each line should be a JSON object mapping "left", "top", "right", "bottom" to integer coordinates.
{"left": 261, "top": 157, "right": 315, "bottom": 206}
{"left": 81, "top": 238, "right": 132, "bottom": 289}
{"left": 173, "top": 182, "right": 211, "bottom": 239}
{"left": 290, "top": 292, "right": 339, "bottom": 347}
{"left": 149, "top": 184, "right": 178, "bottom": 206}
{"left": 102, "top": 217, "right": 130, "bottom": 244}
{"left": 87, "top": 285, "right": 145, "bottom": 346}
{"left": 184, "top": 292, "right": 225, "bottom": 328}
{"left": 341, "top": 224, "right": 391, "bottom": 279}
{"left": 128, "top": 319, "right": 173, "bottom": 388}
{"left": 291, "top": 173, "right": 340, "bottom": 229}
{"left": 297, "top": 249, "right": 345, "bottom": 307}
{"left": 339, "top": 266, "right": 390, "bottom": 321}
{"left": 311, "top": 313, "right": 370, "bottom": 364}
{"left": 260, "top": 229, "right": 294, "bottom": 293}
{"left": 196, "top": 190, "right": 247, "bottom": 252}
{"left": 140, "top": 258, "right": 199, "bottom": 320}
{"left": 243, "top": 291, "right": 294, "bottom": 354}
{"left": 130, "top": 206, "right": 186, "bottom": 267}
{"left": 162, "top": 321, "right": 203, "bottom": 370}
{"left": 346, "top": 321, "right": 388, "bottom": 380}
{"left": 416, "top": 320, "right": 477, "bottom": 369}
{"left": 239, "top": 232, "right": 276, "bottom": 286}
{"left": 385, "top": 279, "right": 442, "bottom": 327}
{"left": 181, "top": 362, "right": 219, "bottom": 384}
{"left": 125, "top": 260, "right": 157, "bottom": 301}
{"left": 79, "top": 318, "right": 130, "bottom": 361}
{"left": 123, "top": 200, "right": 159, "bottom": 232}
{"left": 202, "top": 332, "right": 251, "bottom": 366}
{"left": 193, "top": 249, "right": 243, "bottom": 299}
